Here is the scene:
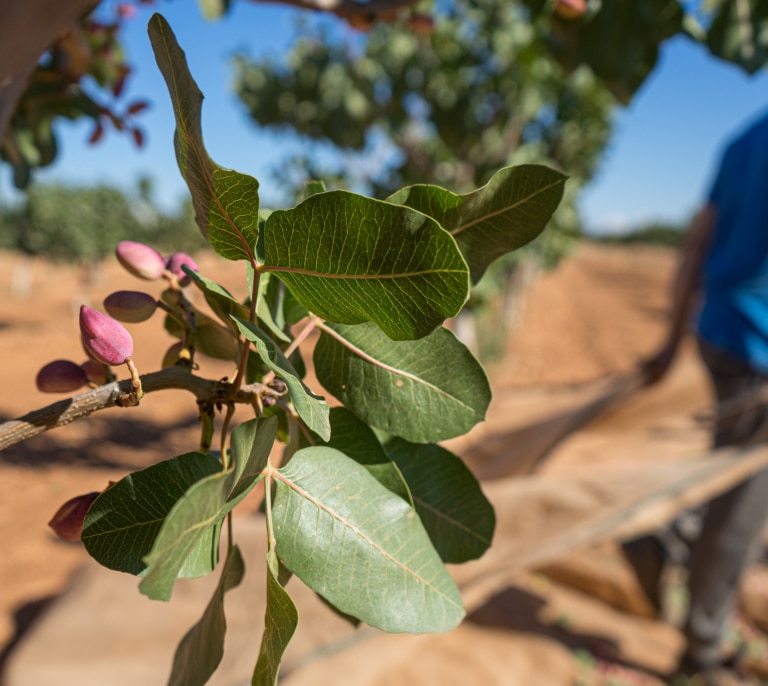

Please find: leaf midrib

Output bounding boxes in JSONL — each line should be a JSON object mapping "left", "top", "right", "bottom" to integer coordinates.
{"left": 318, "top": 323, "right": 483, "bottom": 417}
{"left": 152, "top": 17, "right": 256, "bottom": 265}
{"left": 264, "top": 266, "right": 466, "bottom": 279}
{"left": 274, "top": 469, "right": 462, "bottom": 608}
{"left": 450, "top": 177, "right": 565, "bottom": 237}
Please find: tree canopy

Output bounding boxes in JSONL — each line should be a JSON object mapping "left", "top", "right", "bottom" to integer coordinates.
{"left": 0, "top": 180, "right": 206, "bottom": 263}
{"left": 2, "top": 1, "right": 768, "bottom": 189}
{"left": 233, "top": 0, "right": 614, "bottom": 201}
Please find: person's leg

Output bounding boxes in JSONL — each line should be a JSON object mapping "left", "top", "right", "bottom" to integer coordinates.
{"left": 681, "top": 339, "right": 768, "bottom": 670}
{"left": 683, "top": 469, "right": 768, "bottom": 668}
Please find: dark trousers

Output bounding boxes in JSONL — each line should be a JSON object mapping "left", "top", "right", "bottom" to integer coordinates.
{"left": 681, "top": 338, "right": 768, "bottom": 667}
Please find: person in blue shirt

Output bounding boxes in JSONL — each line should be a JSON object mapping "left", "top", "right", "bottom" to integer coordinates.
{"left": 626, "top": 109, "right": 768, "bottom": 683}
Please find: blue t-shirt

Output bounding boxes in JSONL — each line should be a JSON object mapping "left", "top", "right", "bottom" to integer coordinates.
{"left": 697, "top": 110, "right": 768, "bottom": 373}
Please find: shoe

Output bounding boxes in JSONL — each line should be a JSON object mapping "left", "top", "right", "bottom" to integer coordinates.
{"left": 671, "top": 650, "right": 761, "bottom": 686}
{"left": 620, "top": 535, "right": 666, "bottom": 615}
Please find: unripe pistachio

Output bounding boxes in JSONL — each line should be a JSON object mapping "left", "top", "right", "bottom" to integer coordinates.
{"left": 115, "top": 241, "right": 165, "bottom": 280}
{"left": 165, "top": 252, "right": 199, "bottom": 286}
{"left": 104, "top": 290, "right": 157, "bottom": 323}
{"left": 48, "top": 491, "right": 100, "bottom": 542}
{"left": 81, "top": 359, "right": 110, "bottom": 385}
{"left": 79, "top": 305, "right": 134, "bottom": 366}
{"left": 555, "top": 0, "right": 587, "bottom": 18}
{"left": 35, "top": 359, "right": 88, "bottom": 393}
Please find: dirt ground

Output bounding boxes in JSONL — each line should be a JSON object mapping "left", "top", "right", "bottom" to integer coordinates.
{"left": 1, "top": 242, "right": 766, "bottom": 685}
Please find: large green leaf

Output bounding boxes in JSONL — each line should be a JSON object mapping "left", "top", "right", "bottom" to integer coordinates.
{"left": 148, "top": 14, "right": 260, "bottom": 262}
{"left": 706, "top": 0, "right": 768, "bottom": 73}
{"left": 316, "top": 407, "right": 411, "bottom": 504}
{"left": 314, "top": 322, "right": 491, "bottom": 443}
{"left": 387, "top": 165, "right": 566, "bottom": 284}
{"left": 251, "top": 551, "right": 299, "bottom": 686}
{"left": 140, "top": 417, "right": 277, "bottom": 601}
{"left": 168, "top": 545, "right": 245, "bottom": 686}
{"left": 272, "top": 447, "right": 465, "bottom": 633}
{"left": 383, "top": 439, "right": 495, "bottom": 563}
{"left": 234, "top": 318, "right": 331, "bottom": 441}
{"left": 82, "top": 452, "right": 222, "bottom": 576}
{"left": 262, "top": 190, "right": 470, "bottom": 340}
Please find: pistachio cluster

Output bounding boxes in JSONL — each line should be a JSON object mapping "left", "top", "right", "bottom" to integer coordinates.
{"left": 35, "top": 241, "right": 198, "bottom": 395}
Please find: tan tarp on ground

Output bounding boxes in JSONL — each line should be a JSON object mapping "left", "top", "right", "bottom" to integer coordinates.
{"left": 6, "top": 434, "right": 768, "bottom": 685}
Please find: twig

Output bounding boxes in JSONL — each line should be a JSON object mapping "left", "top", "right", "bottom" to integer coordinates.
{"left": 0, "top": 365, "right": 267, "bottom": 451}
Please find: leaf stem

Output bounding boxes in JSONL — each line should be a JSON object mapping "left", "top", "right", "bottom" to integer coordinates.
{"left": 232, "top": 262, "right": 261, "bottom": 391}
{"left": 219, "top": 403, "right": 236, "bottom": 471}
{"left": 264, "top": 464, "right": 276, "bottom": 553}
{"left": 284, "top": 314, "right": 320, "bottom": 359}
{"left": 220, "top": 402, "right": 237, "bottom": 548}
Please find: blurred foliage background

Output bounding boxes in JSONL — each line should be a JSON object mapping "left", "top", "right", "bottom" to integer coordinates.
{"left": 0, "top": 178, "right": 206, "bottom": 265}
{"left": 0, "top": 0, "right": 762, "bottom": 354}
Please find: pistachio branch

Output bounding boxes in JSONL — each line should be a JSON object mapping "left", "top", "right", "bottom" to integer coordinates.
{"left": 0, "top": 365, "right": 275, "bottom": 452}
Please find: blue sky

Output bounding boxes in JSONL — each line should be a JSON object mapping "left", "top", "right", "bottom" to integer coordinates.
{"left": 1, "top": 2, "right": 767, "bottom": 234}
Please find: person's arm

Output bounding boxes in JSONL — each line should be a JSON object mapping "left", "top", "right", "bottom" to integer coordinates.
{"left": 643, "top": 203, "right": 716, "bottom": 385}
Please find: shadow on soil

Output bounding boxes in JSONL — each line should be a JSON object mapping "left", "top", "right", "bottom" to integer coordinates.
{"left": 0, "top": 413, "right": 201, "bottom": 469}
{"left": 0, "top": 596, "right": 57, "bottom": 685}
{"left": 468, "top": 586, "right": 660, "bottom": 678}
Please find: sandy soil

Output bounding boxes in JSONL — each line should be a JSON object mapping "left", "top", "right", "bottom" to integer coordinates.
{"left": 1, "top": 242, "right": 765, "bottom": 685}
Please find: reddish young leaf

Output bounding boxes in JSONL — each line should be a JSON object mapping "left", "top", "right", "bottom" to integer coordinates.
{"left": 88, "top": 122, "right": 105, "bottom": 145}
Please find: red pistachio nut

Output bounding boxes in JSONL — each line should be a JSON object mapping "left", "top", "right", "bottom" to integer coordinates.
{"left": 408, "top": 13, "right": 435, "bottom": 34}
{"left": 48, "top": 491, "right": 100, "bottom": 542}
{"left": 104, "top": 290, "right": 157, "bottom": 323}
{"left": 81, "top": 359, "right": 110, "bottom": 385}
{"left": 115, "top": 241, "right": 165, "bottom": 280}
{"left": 165, "top": 252, "right": 199, "bottom": 286}
{"left": 555, "top": 0, "right": 587, "bottom": 18}
{"left": 35, "top": 359, "right": 88, "bottom": 393}
{"left": 79, "top": 305, "right": 134, "bottom": 366}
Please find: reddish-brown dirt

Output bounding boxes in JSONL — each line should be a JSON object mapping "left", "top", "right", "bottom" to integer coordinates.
{"left": 1, "top": 242, "right": 766, "bottom": 685}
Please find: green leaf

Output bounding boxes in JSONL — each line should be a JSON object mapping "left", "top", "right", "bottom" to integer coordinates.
{"left": 148, "top": 14, "right": 259, "bottom": 262}
{"left": 229, "top": 416, "right": 278, "bottom": 501}
{"left": 168, "top": 545, "right": 245, "bottom": 686}
{"left": 706, "top": 0, "right": 768, "bottom": 73}
{"left": 272, "top": 447, "right": 465, "bottom": 633}
{"left": 262, "top": 190, "right": 469, "bottom": 340}
{"left": 251, "top": 552, "right": 299, "bottom": 686}
{"left": 82, "top": 452, "right": 222, "bottom": 576}
{"left": 255, "top": 271, "right": 292, "bottom": 343}
{"left": 383, "top": 439, "right": 495, "bottom": 563}
{"left": 304, "top": 179, "right": 327, "bottom": 198}
{"left": 140, "top": 417, "right": 277, "bottom": 601}
{"left": 193, "top": 319, "right": 241, "bottom": 361}
{"left": 314, "top": 322, "right": 491, "bottom": 443}
{"left": 387, "top": 165, "right": 566, "bottom": 284}
{"left": 234, "top": 318, "right": 331, "bottom": 440}
{"left": 186, "top": 269, "right": 250, "bottom": 333}
{"left": 317, "top": 407, "right": 411, "bottom": 504}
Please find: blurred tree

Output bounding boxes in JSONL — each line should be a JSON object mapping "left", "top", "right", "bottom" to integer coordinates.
{"left": 2, "top": 1, "right": 768, "bottom": 188}
{"left": 0, "top": 180, "right": 206, "bottom": 264}
{"left": 233, "top": 0, "right": 615, "bottom": 201}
